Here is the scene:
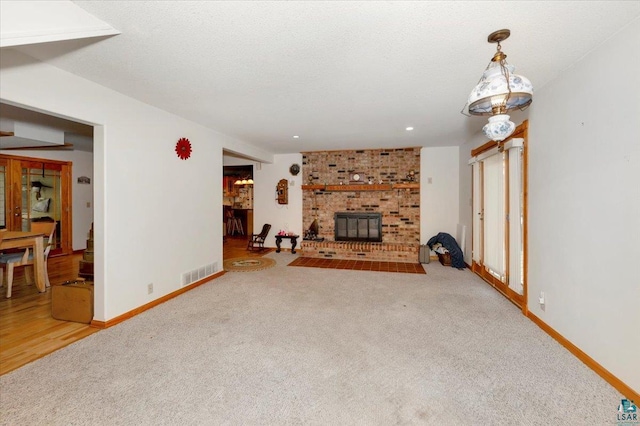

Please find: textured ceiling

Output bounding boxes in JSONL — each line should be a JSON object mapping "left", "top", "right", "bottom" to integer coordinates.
{"left": 13, "top": 1, "right": 640, "bottom": 154}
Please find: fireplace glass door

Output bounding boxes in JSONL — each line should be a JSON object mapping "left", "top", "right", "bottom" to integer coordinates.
{"left": 335, "top": 212, "right": 382, "bottom": 242}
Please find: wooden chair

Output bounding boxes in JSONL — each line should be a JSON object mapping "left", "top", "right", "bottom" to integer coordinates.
{"left": 0, "top": 222, "right": 56, "bottom": 298}
{"left": 247, "top": 224, "right": 271, "bottom": 251}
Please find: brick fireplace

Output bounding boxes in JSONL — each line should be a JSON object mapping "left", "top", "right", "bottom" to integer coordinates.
{"left": 301, "top": 147, "right": 420, "bottom": 262}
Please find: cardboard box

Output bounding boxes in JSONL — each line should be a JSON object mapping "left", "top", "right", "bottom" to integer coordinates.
{"left": 51, "top": 280, "right": 94, "bottom": 324}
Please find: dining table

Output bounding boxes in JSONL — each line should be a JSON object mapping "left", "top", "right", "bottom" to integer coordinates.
{"left": 0, "top": 231, "right": 46, "bottom": 292}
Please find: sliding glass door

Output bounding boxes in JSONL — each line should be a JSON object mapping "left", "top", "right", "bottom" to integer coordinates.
{"left": 470, "top": 122, "right": 528, "bottom": 309}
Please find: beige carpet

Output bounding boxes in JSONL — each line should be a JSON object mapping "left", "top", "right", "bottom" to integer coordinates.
{"left": 0, "top": 252, "right": 622, "bottom": 425}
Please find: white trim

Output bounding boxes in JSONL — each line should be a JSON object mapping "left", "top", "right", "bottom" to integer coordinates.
{"left": 0, "top": 1, "right": 120, "bottom": 48}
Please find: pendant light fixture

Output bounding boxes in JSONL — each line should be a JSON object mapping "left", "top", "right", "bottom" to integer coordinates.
{"left": 467, "top": 29, "right": 533, "bottom": 142}
{"left": 234, "top": 176, "right": 254, "bottom": 185}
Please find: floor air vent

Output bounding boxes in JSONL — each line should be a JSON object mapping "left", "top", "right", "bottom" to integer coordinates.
{"left": 181, "top": 262, "right": 218, "bottom": 287}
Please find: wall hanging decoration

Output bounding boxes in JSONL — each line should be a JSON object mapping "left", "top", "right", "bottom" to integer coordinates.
{"left": 175, "top": 137, "right": 192, "bottom": 160}
{"left": 349, "top": 172, "right": 365, "bottom": 184}
{"left": 276, "top": 178, "right": 289, "bottom": 204}
{"left": 289, "top": 163, "right": 300, "bottom": 176}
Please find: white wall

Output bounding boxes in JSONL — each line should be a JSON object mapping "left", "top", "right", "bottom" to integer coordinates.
{"left": 0, "top": 149, "right": 94, "bottom": 250}
{"left": 458, "top": 18, "right": 640, "bottom": 393}
{"left": 420, "top": 147, "right": 460, "bottom": 244}
{"left": 253, "top": 149, "right": 462, "bottom": 250}
{"left": 223, "top": 155, "right": 258, "bottom": 167}
{"left": 1, "top": 50, "right": 272, "bottom": 321}
{"left": 527, "top": 18, "right": 640, "bottom": 393}
{"left": 253, "top": 153, "right": 303, "bottom": 247}
{"left": 251, "top": 149, "right": 461, "bottom": 251}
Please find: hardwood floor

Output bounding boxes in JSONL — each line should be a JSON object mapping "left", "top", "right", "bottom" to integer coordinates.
{"left": 224, "top": 234, "right": 274, "bottom": 258}
{"left": 0, "top": 236, "right": 267, "bottom": 375}
{"left": 0, "top": 253, "right": 98, "bottom": 375}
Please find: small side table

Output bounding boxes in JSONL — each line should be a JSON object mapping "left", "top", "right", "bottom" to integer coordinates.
{"left": 275, "top": 234, "right": 299, "bottom": 254}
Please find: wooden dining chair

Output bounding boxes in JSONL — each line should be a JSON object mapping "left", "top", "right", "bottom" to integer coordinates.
{"left": 0, "top": 222, "right": 56, "bottom": 298}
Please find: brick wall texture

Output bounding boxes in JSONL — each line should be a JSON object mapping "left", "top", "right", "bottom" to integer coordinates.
{"left": 302, "top": 147, "right": 420, "bottom": 245}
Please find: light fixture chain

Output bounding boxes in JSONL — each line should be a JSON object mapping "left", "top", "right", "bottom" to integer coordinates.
{"left": 499, "top": 57, "right": 512, "bottom": 112}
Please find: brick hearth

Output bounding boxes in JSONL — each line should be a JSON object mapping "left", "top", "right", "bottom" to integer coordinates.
{"left": 301, "top": 240, "right": 419, "bottom": 263}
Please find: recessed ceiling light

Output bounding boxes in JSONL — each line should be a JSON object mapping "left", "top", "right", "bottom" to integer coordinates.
{"left": 293, "top": 135, "right": 300, "bottom": 139}
{"left": 405, "top": 127, "right": 414, "bottom": 131}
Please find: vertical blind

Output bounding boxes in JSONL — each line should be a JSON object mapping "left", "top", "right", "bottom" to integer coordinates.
{"left": 472, "top": 163, "right": 482, "bottom": 262}
{"left": 482, "top": 152, "right": 505, "bottom": 279}
{"left": 508, "top": 146, "right": 524, "bottom": 294}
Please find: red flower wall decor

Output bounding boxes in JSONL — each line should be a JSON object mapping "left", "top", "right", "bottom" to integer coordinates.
{"left": 175, "top": 138, "right": 192, "bottom": 160}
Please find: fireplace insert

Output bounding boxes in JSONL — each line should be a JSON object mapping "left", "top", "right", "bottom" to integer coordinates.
{"left": 334, "top": 212, "right": 382, "bottom": 242}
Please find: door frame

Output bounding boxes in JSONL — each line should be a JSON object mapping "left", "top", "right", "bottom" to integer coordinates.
{"left": 470, "top": 120, "right": 529, "bottom": 313}
{"left": 0, "top": 153, "right": 73, "bottom": 256}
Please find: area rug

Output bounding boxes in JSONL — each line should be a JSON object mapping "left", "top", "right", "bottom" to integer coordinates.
{"left": 223, "top": 257, "right": 276, "bottom": 272}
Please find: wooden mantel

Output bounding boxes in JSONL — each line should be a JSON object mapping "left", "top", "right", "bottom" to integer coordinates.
{"left": 301, "top": 183, "right": 419, "bottom": 192}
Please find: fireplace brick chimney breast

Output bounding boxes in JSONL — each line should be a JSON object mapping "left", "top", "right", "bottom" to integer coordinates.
{"left": 302, "top": 147, "right": 420, "bottom": 245}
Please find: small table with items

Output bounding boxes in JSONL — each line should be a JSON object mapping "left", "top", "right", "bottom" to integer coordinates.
{"left": 275, "top": 234, "right": 299, "bottom": 254}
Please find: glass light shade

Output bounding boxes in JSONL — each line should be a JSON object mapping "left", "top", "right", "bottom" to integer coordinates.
{"left": 468, "top": 63, "right": 533, "bottom": 116}
{"left": 234, "top": 179, "right": 242, "bottom": 185}
{"left": 482, "top": 114, "right": 515, "bottom": 142}
{"left": 246, "top": 179, "right": 254, "bottom": 185}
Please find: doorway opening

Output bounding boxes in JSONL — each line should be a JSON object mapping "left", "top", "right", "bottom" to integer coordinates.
{"left": 0, "top": 102, "right": 97, "bottom": 374}
{"left": 222, "top": 151, "right": 257, "bottom": 259}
